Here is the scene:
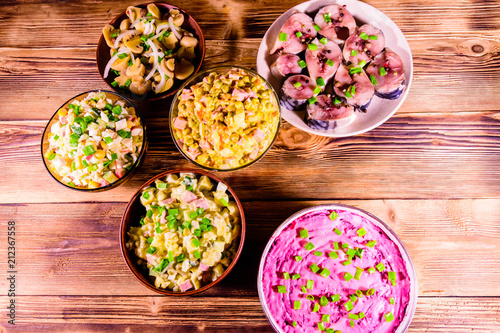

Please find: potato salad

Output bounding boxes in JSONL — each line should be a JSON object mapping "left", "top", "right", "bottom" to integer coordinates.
{"left": 44, "top": 91, "right": 144, "bottom": 189}
{"left": 126, "top": 173, "right": 241, "bottom": 292}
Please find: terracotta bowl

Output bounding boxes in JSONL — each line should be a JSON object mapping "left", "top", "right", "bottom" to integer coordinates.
{"left": 120, "top": 169, "right": 246, "bottom": 295}
{"left": 41, "top": 90, "right": 148, "bottom": 192}
{"left": 96, "top": 2, "right": 206, "bottom": 101}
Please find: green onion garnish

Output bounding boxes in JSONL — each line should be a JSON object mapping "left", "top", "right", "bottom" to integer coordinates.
{"left": 81, "top": 159, "right": 88, "bottom": 168}
{"left": 295, "top": 31, "right": 303, "bottom": 38}
{"left": 82, "top": 145, "right": 96, "bottom": 156}
{"left": 306, "top": 280, "right": 314, "bottom": 289}
{"left": 142, "top": 192, "right": 150, "bottom": 200}
{"left": 304, "top": 242, "right": 315, "bottom": 250}
{"left": 359, "top": 32, "right": 369, "bottom": 40}
{"left": 318, "top": 322, "right": 325, "bottom": 331}
{"left": 350, "top": 294, "right": 357, "bottom": 302}
{"left": 176, "top": 254, "right": 185, "bottom": 262}
{"left": 369, "top": 75, "right": 378, "bottom": 85}
{"left": 310, "top": 263, "right": 320, "bottom": 273}
{"left": 168, "top": 250, "right": 174, "bottom": 262}
{"left": 359, "top": 60, "right": 367, "bottom": 67}
{"left": 298, "top": 60, "right": 307, "bottom": 68}
{"left": 334, "top": 96, "right": 341, "bottom": 104}
{"left": 157, "top": 182, "right": 168, "bottom": 189}
{"left": 329, "top": 251, "right": 338, "bottom": 259}
{"left": 350, "top": 320, "right": 355, "bottom": 327}
{"left": 117, "top": 53, "right": 127, "bottom": 59}
{"left": 306, "top": 295, "right": 315, "bottom": 301}
{"left": 292, "top": 321, "right": 297, "bottom": 327}
{"left": 331, "top": 294, "right": 340, "bottom": 302}
{"left": 301, "top": 286, "right": 307, "bottom": 293}
{"left": 366, "top": 240, "right": 377, "bottom": 248}
{"left": 299, "top": 229, "right": 309, "bottom": 238}
{"left": 308, "top": 43, "right": 318, "bottom": 51}
{"left": 366, "top": 288, "right": 375, "bottom": 296}
{"left": 354, "top": 267, "right": 364, "bottom": 280}
{"left": 351, "top": 50, "right": 358, "bottom": 56}
{"left": 283, "top": 272, "right": 290, "bottom": 280}
{"left": 349, "top": 67, "right": 362, "bottom": 75}
{"left": 367, "top": 267, "right": 376, "bottom": 274}
{"left": 168, "top": 208, "right": 179, "bottom": 216}
{"left": 277, "top": 285, "right": 287, "bottom": 293}
{"left": 314, "top": 24, "right": 321, "bottom": 31}
{"left": 385, "top": 312, "right": 394, "bottom": 322}
{"left": 117, "top": 129, "right": 132, "bottom": 138}
{"left": 47, "top": 152, "right": 56, "bottom": 160}
{"left": 146, "top": 237, "right": 154, "bottom": 244}
{"left": 344, "top": 300, "right": 354, "bottom": 311}
{"left": 380, "top": 67, "right": 387, "bottom": 76}
{"left": 155, "top": 226, "right": 162, "bottom": 233}
{"left": 342, "top": 259, "right": 351, "bottom": 266}
{"left": 369, "top": 35, "right": 378, "bottom": 40}
{"left": 139, "top": 218, "right": 145, "bottom": 225}
{"left": 357, "top": 228, "right": 367, "bottom": 237}
{"left": 343, "top": 272, "right": 353, "bottom": 282}
{"left": 319, "top": 268, "right": 330, "bottom": 278}
{"left": 295, "top": 255, "right": 302, "bottom": 261}
{"left": 194, "top": 229, "right": 201, "bottom": 237}
{"left": 329, "top": 211, "right": 338, "bottom": 220}
{"left": 293, "top": 300, "right": 301, "bottom": 310}
{"left": 342, "top": 242, "right": 349, "bottom": 249}
{"left": 345, "top": 91, "right": 352, "bottom": 98}
{"left": 191, "top": 238, "right": 201, "bottom": 247}
{"left": 220, "top": 198, "right": 229, "bottom": 207}
{"left": 312, "top": 303, "right": 320, "bottom": 312}
{"left": 111, "top": 105, "right": 122, "bottom": 116}
{"left": 324, "top": 60, "right": 334, "bottom": 68}
{"left": 348, "top": 313, "right": 359, "bottom": 320}
{"left": 313, "top": 86, "right": 322, "bottom": 95}
{"left": 111, "top": 153, "right": 117, "bottom": 160}
{"left": 293, "top": 82, "right": 302, "bottom": 88}
{"left": 322, "top": 314, "right": 330, "bottom": 322}
{"left": 334, "top": 228, "right": 342, "bottom": 235}
{"left": 346, "top": 249, "right": 356, "bottom": 257}
{"left": 104, "top": 136, "right": 113, "bottom": 144}
{"left": 356, "top": 248, "right": 364, "bottom": 259}
{"left": 323, "top": 13, "right": 331, "bottom": 22}
{"left": 313, "top": 251, "right": 322, "bottom": 257}
{"left": 194, "top": 250, "right": 201, "bottom": 259}
{"left": 333, "top": 241, "right": 339, "bottom": 250}
{"left": 390, "top": 297, "right": 395, "bottom": 304}
{"left": 146, "top": 246, "right": 157, "bottom": 254}
{"left": 316, "top": 77, "right": 325, "bottom": 86}
{"left": 320, "top": 295, "right": 329, "bottom": 306}
{"left": 279, "top": 32, "right": 287, "bottom": 41}
{"left": 359, "top": 312, "right": 365, "bottom": 319}
{"left": 355, "top": 290, "right": 364, "bottom": 298}
{"left": 376, "top": 263, "right": 386, "bottom": 272}
{"left": 292, "top": 273, "right": 301, "bottom": 280}
{"left": 320, "top": 37, "right": 328, "bottom": 45}
{"left": 182, "top": 221, "right": 191, "bottom": 229}
{"left": 388, "top": 271, "right": 397, "bottom": 281}
{"left": 146, "top": 209, "right": 153, "bottom": 218}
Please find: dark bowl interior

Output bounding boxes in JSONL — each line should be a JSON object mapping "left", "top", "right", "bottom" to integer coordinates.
{"left": 120, "top": 169, "right": 246, "bottom": 295}
{"left": 96, "top": 2, "right": 206, "bottom": 101}
{"left": 41, "top": 90, "right": 148, "bottom": 192}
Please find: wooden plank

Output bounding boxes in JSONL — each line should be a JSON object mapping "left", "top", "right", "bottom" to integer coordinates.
{"left": 2, "top": 114, "right": 500, "bottom": 203}
{"left": 2, "top": 32, "right": 500, "bottom": 120}
{"left": 1, "top": 296, "right": 499, "bottom": 332}
{"left": 1, "top": 199, "right": 499, "bottom": 297}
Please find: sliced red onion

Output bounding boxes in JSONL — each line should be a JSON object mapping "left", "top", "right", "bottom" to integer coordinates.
{"left": 113, "top": 29, "right": 138, "bottom": 49}
{"left": 168, "top": 17, "right": 182, "bottom": 40}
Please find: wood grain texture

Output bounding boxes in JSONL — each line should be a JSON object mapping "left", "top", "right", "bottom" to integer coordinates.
{"left": 0, "top": 296, "right": 499, "bottom": 332}
{"left": 2, "top": 115, "right": 500, "bottom": 203}
{"left": 1, "top": 199, "right": 499, "bottom": 297}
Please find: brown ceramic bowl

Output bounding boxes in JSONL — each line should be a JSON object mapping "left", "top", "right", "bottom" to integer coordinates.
{"left": 120, "top": 169, "right": 246, "bottom": 295}
{"left": 41, "top": 90, "right": 148, "bottom": 192}
{"left": 96, "top": 2, "right": 206, "bottom": 101}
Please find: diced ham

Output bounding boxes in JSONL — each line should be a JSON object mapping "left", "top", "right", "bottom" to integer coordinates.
{"left": 146, "top": 254, "right": 157, "bottom": 265}
{"left": 253, "top": 129, "right": 266, "bottom": 142}
{"left": 232, "top": 88, "right": 248, "bottom": 102}
{"left": 193, "top": 198, "right": 209, "bottom": 210}
{"left": 180, "top": 93, "right": 191, "bottom": 101}
{"left": 160, "top": 209, "right": 167, "bottom": 224}
{"left": 179, "top": 280, "right": 193, "bottom": 292}
{"left": 100, "top": 180, "right": 109, "bottom": 187}
{"left": 131, "top": 127, "right": 143, "bottom": 136}
{"left": 115, "top": 168, "right": 125, "bottom": 178}
{"left": 173, "top": 117, "right": 187, "bottom": 130}
{"left": 199, "top": 263, "right": 210, "bottom": 271}
{"left": 59, "top": 116, "right": 67, "bottom": 125}
{"left": 115, "top": 119, "right": 128, "bottom": 131}
{"left": 250, "top": 148, "right": 259, "bottom": 160}
{"left": 199, "top": 95, "right": 207, "bottom": 107}
{"left": 159, "top": 198, "right": 176, "bottom": 206}
{"left": 246, "top": 89, "right": 258, "bottom": 99}
{"left": 186, "top": 147, "right": 200, "bottom": 160}
{"left": 228, "top": 72, "right": 242, "bottom": 80}
{"left": 181, "top": 190, "right": 197, "bottom": 203}
{"left": 114, "top": 160, "right": 123, "bottom": 169}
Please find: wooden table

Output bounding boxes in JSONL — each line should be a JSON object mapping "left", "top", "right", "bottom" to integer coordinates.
{"left": 1, "top": 0, "right": 500, "bottom": 331}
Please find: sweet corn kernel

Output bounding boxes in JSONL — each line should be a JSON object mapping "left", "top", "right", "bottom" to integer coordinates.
{"left": 88, "top": 180, "right": 100, "bottom": 189}
{"left": 94, "top": 150, "right": 106, "bottom": 159}
{"left": 127, "top": 120, "right": 133, "bottom": 128}
{"left": 57, "top": 108, "right": 68, "bottom": 116}
{"left": 100, "top": 142, "right": 108, "bottom": 150}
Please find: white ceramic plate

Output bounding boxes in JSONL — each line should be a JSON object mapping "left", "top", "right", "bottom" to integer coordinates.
{"left": 256, "top": 0, "right": 413, "bottom": 137}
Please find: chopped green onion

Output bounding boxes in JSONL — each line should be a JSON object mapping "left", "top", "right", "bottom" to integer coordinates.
{"left": 53, "top": 135, "right": 59, "bottom": 140}
{"left": 298, "top": 60, "right": 307, "bottom": 68}
{"left": 312, "top": 303, "right": 320, "bottom": 312}
{"left": 111, "top": 105, "right": 122, "bottom": 115}
{"left": 343, "top": 272, "right": 353, "bottom": 282}
{"left": 342, "top": 259, "right": 351, "bottom": 266}
{"left": 348, "top": 313, "right": 359, "bottom": 320}
{"left": 390, "top": 297, "right": 395, "bottom": 304}
{"left": 168, "top": 208, "right": 179, "bottom": 216}
{"left": 349, "top": 67, "right": 362, "bottom": 75}
{"left": 295, "top": 31, "right": 303, "bottom": 38}
{"left": 320, "top": 295, "right": 329, "bottom": 306}
{"left": 220, "top": 198, "right": 229, "bottom": 207}
{"left": 293, "top": 82, "right": 302, "bottom": 88}
{"left": 376, "top": 263, "right": 386, "bottom": 272}
{"left": 279, "top": 32, "right": 287, "bottom": 41}
{"left": 82, "top": 159, "right": 89, "bottom": 168}
{"left": 331, "top": 294, "right": 340, "bottom": 302}
{"left": 295, "top": 255, "right": 302, "bottom": 262}
{"left": 351, "top": 50, "right": 358, "bottom": 56}
{"left": 146, "top": 209, "right": 153, "bottom": 218}
{"left": 356, "top": 248, "right": 365, "bottom": 259}
{"left": 168, "top": 250, "right": 174, "bottom": 262}
{"left": 299, "top": 229, "right": 309, "bottom": 238}
{"left": 334, "top": 228, "right": 342, "bottom": 235}
{"left": 359, "top": 32, "right": 369, "bottom": 40}
{"left": 369, "top": 75, "right": 378, "bottom": 85}
{"left": 124, "top": 79, "right": 131, "bottom": 87}
{"left": 176, "top": 254, "right": 185, "bottom": 262}
{"left": 314, "top": 251, "right": 322, "bottom": 257}
{"left": 301, "top": 286, "right": 307, "bottom": 293}
{"left": 368, "top": 267, "right": 376, "bottom": 274}
{"left": 320, "top": 37, "right": 328, "bottom": 45}
{"left": 323, "top": 13, "right": 331, "bottom": 22}
{"left": 350, "top": 294, "right": 357, "bottom": 302}
{"left": 191, "top": 238, "right": 201, "bottom": 247}
{"left": 329, "top": 251, "right": 338, "bottom": 259}
{"left": 344, "top": 300, "right": 354, "bottom": 311}
{"left": 359, "top": 311, "right": 365, "bottom": 319}
{"left": 314, "top": 24, "right": 321, "bottom": 31}
{"left": 308, "top": 43, "right": 318, "bottom": 51}
{"left": 345, "top": 90, "right": 352, "bottom": 99}
{"left": 316, "top": 77, "right": 325, "bottom": 86}
{"left": 388, "top": 271, "right": 397, "bottom": 281}
{"left": 306, "top": 295, "right": 315, "bottom": 301}
{"left": 182, "top": 221, "right": 191, "bottom": 229}
{"left": 326, "top": 59, "right": 335, "bottom": 67}
{"left": 329, "top": 211, "right": 338, "bottom": 220}
{"left": 292, "top": 273, "right": 301, "bottom": 280}
{"left": 104, "top": 136, "right": 113, "bottom": 144}
{"left": 292, "top": 321, "right": 297, "bottom": 327}
{"left": 333, "top": 241, "right": 339, "bottom": 250}
{"left": 71, "top": 161, "right": 76, "bottom": 171}
{"left": 342, "top": 242, "right": 349, "bottom": 249}
{"left": 318, "top": 322, "right": 325, "bottom": 331}
{"left": 117, "top": 129, "right": 132, "bottom": 138}
{"left": 306, "top": 280, "right": 314, "bottom": 289}
{"left": 354, "top": 267, "right": 364, "bottom": 280}
{"left": 350, "top": 320, "right": 355, "bottom": 327}
{"left": 319, "top": 268, "right": 330, "bottom": 278}
{"left": 304, "top": 242, "right": 315, "bottom": 250}
{"left": 117, "top": 53, "right": 128, "bottom": 59}
{"left": 310, "top": 263, "right": 320, "bottom": 273}
{"left": 358, "top": 60, "right": 367, "bottom": 67}
{"left": 277, "top": 285, "right": 287, "bottom": 293}
{"left": 139, "top": 218, "right": 145, "bottom": 225}
{"left": 369, "top": 35, "right": 378, "bottom": 40}
{"left": 194, "top": 250, "right": 201, "bottom": 259}
{"left": 293, "top": 300, "right": 301, "bottom": 310}
{"left": 157, "top": 182, "right": 168, "bottom": 189}
{"left": 322, "top": 314, "right": 330, "bottom": 322}
{"left": 326, "top": 329, "right": 335, "bottom": 333}
{"left": 366, "top": 288, "right": 376, "bottom": 296}
{"left": 47, "top": 152, "right": 56, "bottom": 160}
{"left": 111, "top": 153, "right": 117, "bottom": 160}
{"left": 82, "top": 145, "right": 96, "bottom": 156}
{"left": 155, "top": 226, "right": 162, "bottom": 234}
{"left": 380, "top": 67, "right": 387, "bottom": 76}
{"left": 313, "top": 86, "right": 322, "bottom": 94}
{"left": 146, "top": 246, "right": 157, "bottom": 254}
{"left": 147, "top": 237, "right": 154, "bottom": 244}
{"left": 194, "top": 229, "right": 201, "bottom": 237}
{"left": 142, "top": 191, "right": 150, "bottom": 200}
{"left": 283, "top": 272, "right": 290, "bottom": 280}
{"left": 355, "top": 290, "right": 364, "bottom": 298}
{"left": 385, "top": 312, "right": 394, "bottom": 322}
{"left": 346, "top": 249, "right": 356, "bottom": 257}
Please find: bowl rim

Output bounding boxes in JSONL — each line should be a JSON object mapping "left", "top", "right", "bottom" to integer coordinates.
{"left": 169, "top": 65, "right": 282, "bottom": 172}
{"left": 95, "top": 2, "right": 206, "bottom": 101}
{"left": 120, "top": 168, "right": 246, "bottom": 296}
{"left": 257, "top": 203, "right": 418, "bottom": 332}
{"left": 40, "top": 89, "right": 148, "bottom": 192}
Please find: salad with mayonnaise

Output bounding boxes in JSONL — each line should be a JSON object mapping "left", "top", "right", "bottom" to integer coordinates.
{"left": 44, "top": 91, "right": 144, "bottom": 189}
